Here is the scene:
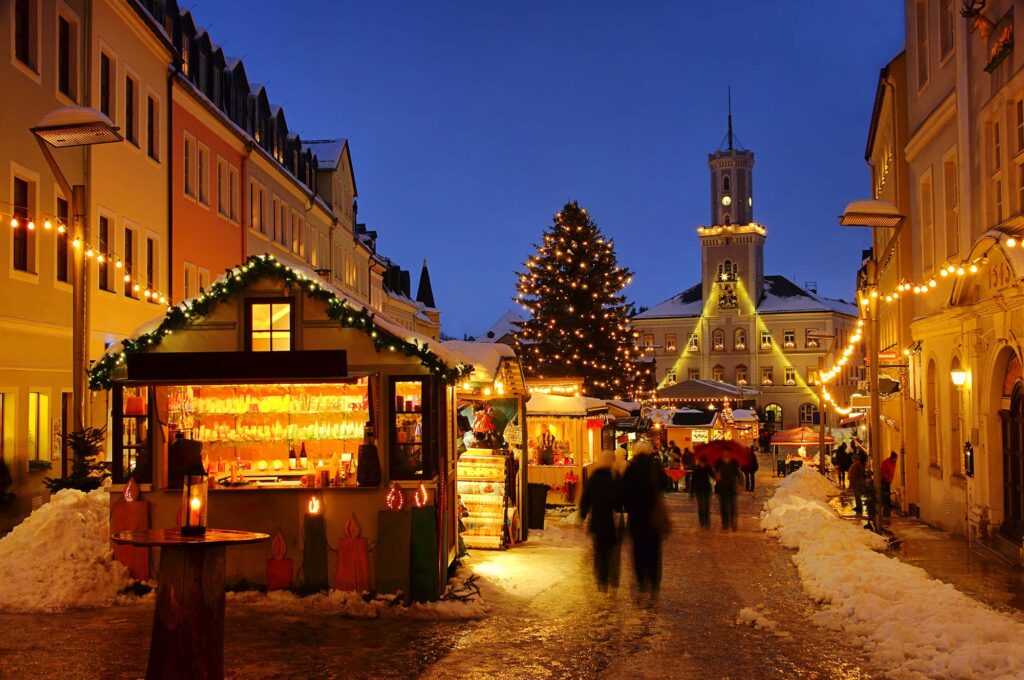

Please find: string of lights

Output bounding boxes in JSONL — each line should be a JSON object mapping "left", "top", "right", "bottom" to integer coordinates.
{"left": 4, "top": 205, "right": 172, "bottom": 305}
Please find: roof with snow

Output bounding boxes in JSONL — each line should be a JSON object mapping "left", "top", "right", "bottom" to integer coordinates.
{"left": 634, "top": 283, "right": 704, "bottom": 319}
{"left": 526, "top": 393, "right": 608, "bottom": 417}
{"left": 303, "top": 139, "right": 348, "bottom": 170}
{"left": 442, "top": 340, "right": 520, "bottom": 386}
{"left": 656, "top": 380, "right": 757, "bottom": 402}
{"left": 483, "top": 309, "right": 526, "bottom": 342}
{"left": 635, "top": 276, "right": 856, "bottom": 320}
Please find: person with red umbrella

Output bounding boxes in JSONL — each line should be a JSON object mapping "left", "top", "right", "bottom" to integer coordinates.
{"left": 697, "top": 440, "right": 748, "bottom": 531}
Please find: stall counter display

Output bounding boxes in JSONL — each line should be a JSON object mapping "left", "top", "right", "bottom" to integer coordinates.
{"left": 169, "top": 380, "right": 369, "bottom": 488}
{"left": 457, "top": 449, "right": 511, "bottom": 549}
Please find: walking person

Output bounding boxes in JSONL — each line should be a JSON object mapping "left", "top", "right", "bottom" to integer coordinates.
{"left": 741, "top": 446, "right": 759, "bottom": 492}
{"left": 579, "top": 450, "right": 622, "bottom": 592}
{"left": 880, "top": 451, "right": 899, "bottom": 517}
{"left": 848, "top": 452, "right": 866, "bottom": 515}
{"left": 835, "top": 443, "right": 852, "bottom": 488}
{"left": 690, "top": 455, "right": 713, "bottom": 528}
{"left": 681, "top": 447, "right": 695, "bottom": 492}
{"left": 623, "top": 441, "right": 667, "bottom": 596}
{"left": 714, "top": 448, "right": 742, "bottom": 531}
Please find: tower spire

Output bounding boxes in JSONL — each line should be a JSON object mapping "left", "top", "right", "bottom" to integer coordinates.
{"left": 727, "top": 87, "right": 733, "bottom": 151}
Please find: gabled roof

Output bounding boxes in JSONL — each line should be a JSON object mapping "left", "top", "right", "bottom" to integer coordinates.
{"left": 302, "top": 139, "right": 358, "bottom": 197}
{"left": 89, "top": 254, "right": 468, "bottom": 389}
{"left": 757, "top": 275, "right": 858, "bottom": 316}
{"left": 416, "top": 260, "right": 436, "bottom": 309}
{"left": 671, "top": 408, "right": 719, "bottom": 428}
{"left": 483, "top": 309, "right": 525, "bottom": 341}
{"left": 634, "top": 283, "right": 703, "bottom": 319}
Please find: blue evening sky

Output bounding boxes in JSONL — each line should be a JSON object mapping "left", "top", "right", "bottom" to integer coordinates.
{"left": 191, "top": 1, "right": 905, "bottom": 337}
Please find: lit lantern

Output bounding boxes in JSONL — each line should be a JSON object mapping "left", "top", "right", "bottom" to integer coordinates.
{"left": 414, "top": 482, "right": 428, "bottom": 508}
{"left": 386, "top": 482, "right": 406, "bottom": 511}
{"left": 180, "top": 465, "right": 208, "bottom": 536}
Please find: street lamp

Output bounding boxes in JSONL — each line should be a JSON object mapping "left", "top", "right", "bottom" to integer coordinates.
{"left": 951, "top": 369, "right": 968, "bottom": 388}
{"left": 840, "top": 198, "right": 904, "bottom": 533}
{"left": 807, "top": 330, "right": 836, "bottom": 472}
{"left": 31, "top": 107, "right": 122, "bottom": 436}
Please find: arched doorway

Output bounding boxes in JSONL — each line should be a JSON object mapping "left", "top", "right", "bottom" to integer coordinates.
{"left": 1000, "top": 355, "right": 1024, "bottom": 538}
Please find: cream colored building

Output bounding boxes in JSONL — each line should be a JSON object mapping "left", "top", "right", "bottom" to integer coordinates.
{"left": 860, "top": 0, "right": 1024, "bottom": 560}
{"left": 0, "top": 0, "right": 172, "bottom": 521}
{"left": 634, "top": 128, "right": 859, "bottom": 430}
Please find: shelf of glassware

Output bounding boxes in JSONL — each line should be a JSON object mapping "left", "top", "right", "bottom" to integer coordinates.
{"left": 457, "top": 451, "right": 509, "bottom": 549}
{"left": 193, "top": 410, "right": 369, "bottom": 443}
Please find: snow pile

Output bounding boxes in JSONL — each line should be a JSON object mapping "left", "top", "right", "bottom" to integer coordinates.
{"left": 228, "top": 569, "right": 486, "bottom": 620}
{"left": 0, "top": 488, "right": 130, "bottom": 612}
{"left": 763, "top": 466, "right": 1024, "bottom": 679}
{"left": 736, "top": 605, "right": 789, "bottom": 637}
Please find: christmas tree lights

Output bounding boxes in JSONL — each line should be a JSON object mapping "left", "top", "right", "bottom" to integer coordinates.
{"left": 514, "top": 202, "right": 636, "bottom": 398}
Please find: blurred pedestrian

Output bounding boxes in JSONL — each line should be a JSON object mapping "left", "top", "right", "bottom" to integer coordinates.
{"left": 623, "top": 441, "right": 667, "bottom": 595}
{"left": 690, "top": 455, "right": 713, "bottom": 528}
{"left": 835, "top": 443, "right": 852, "bottom": 488}
{"left": 715, "top": 449, "right": 742, "bottom": 531}
{"left": 848, "top": 453, "right": 866, "bottom": 515}
{"left": 880, "top": 451, "right": 898, "bottom": 515}
{"left": 742, "top": 446, "right": 759, "bottom": 492}
{"left": 681, "top": 447, "right": 695, "bottom": 491}
{"left": 579, "top": 450, "right": 622, "bottom": 591}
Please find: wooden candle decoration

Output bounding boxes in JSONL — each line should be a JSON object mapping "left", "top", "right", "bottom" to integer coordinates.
{"left": 414, "top": 482, "right": 428, "bottom": 508}
{"left": 335, "top": 513, "right": 371, "bottom": 592}
{"left": 265, "top": 531, "right": 293, "bottom": 591}
{"left": 302, "top": 495, "right": 328, "bottom": 593}
{"left": 410, "top": 502, "right": 439, "bottom": 602}
{"left": 112, "top": 477, "right": 150, "bottom": 580}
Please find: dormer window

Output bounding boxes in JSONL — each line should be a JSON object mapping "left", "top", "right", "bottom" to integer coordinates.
{"left": 197, "top": 51, "right": 207, "bottom": 91}
{"left": 181, "top": 36, "right": 190, "bottom": 75}
{"left": 247, "top": 299, "right": 293, "bottom": 351}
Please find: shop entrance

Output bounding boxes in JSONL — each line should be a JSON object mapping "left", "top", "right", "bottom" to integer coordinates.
{"left": 1001, "top": 361, "right": 1024, "bottom": 540}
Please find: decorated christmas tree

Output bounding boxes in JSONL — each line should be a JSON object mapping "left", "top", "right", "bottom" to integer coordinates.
{"left": 514, "top": 202, "right": 636, "bottom": 398}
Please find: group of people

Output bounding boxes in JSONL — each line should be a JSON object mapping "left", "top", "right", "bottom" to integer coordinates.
{"left": 579, "top": 440, "right": 761, "bottom": 596}
{"left": 831, "top": 441, "right": 899, "bottom": 521}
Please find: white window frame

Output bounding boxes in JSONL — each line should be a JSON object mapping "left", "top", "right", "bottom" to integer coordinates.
{"left": 183, "top": 261, "right": 197, "bottom": 300}
{"left": 227, "top": 164, "right": 239, "bottom": 222}
{"left": 919, "top": 167, "right": 934, "bottom": 276}
{"left": 216, "top": 157, "right": 228, "bottom": 217}
{"left": 942, "top": 147, "right": 959, "bottom": 260}
{"left": 122, "top": 221, "right": 138, "bottom": 298}
{"left": 9, "top": 163, "right": 40, "bottom": 282}
{"left": 53, "top": 184, "right": 72, "bottom": 290}
{"left": 55, "top": 2, "right": 81, "bottom": 104}
{"left": 97, "top": 43, "right": 117, "bottom": 123}
{"left": 915, "top": 0, "right": 929, "bottom": 92}
{"left": 197, "top": 142, "right": 210, "bottom": 207}
{"left": 123, "top": 66, "right": 141, "bottom": 148}
{"left": 10, "top": 0, "right": 42, "bottom": 83}
{"left": 145, "top": 88, "right": 161, "bottom": 162}
{"left": 938, "top": 0, "right": 955, "bottom": 64}
{"left": 183, "top": 132, "right": 196, "bottom": 199}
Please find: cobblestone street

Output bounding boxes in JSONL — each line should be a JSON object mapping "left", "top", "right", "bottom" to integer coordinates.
{"left": 0, "top": 468, "right": 885, "bottom": 679}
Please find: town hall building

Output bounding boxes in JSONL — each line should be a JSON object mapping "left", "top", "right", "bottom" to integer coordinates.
{"left": 632, "top": 121, "right": 860, "bottom": 431}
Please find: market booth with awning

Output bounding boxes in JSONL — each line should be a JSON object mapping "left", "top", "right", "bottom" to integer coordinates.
{"left": 770, "top": 426, "right": 834, "bottom": 476}
{"left": 654, "top": 380, "right": 757, "bottom": 407}
{"left": 90, "top": 255, "right": 468, "bottom": 600}
{"left": 525, "top": 392, "right": 609, "bottom": 505}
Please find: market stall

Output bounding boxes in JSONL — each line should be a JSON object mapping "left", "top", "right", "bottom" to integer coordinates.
{"left": 770, "top": 426, "right": 834, "bottom": 476}
{"left": 526, "top": 393, "right": 608, "bottom": 505}
{"left": 442, "top": 340, "right": 528, "bottom": 548}
{"left": 91, "top": 255, "right": 468, "bottom": 600}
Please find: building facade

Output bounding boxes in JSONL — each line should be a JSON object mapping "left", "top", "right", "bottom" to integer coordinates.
{"left": 0, "top": 0, "right": 439, "bottom": 524}
{"left": 861, "top": 0, "right": 1024, "bottom": 559}
{"left": 633, "top": 129, "right": 860, "bottom": 430}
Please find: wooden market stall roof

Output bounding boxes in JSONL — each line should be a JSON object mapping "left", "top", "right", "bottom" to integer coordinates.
{"left": 771, "top": 426, "right": 834, "bottom": 446}
{"left": 442, "top": 340, "right": 527, "bottom": 397}
{"left": 655, "top": 380, "right": 757, "bottom": 403}
{"left": 89, "top": 254, "right": 469, "bottom": 389}
{"left": 526, "top": 393, "right": 608, "bottom": 418}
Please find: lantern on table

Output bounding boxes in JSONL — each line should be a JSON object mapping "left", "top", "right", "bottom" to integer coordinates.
{"left": 180, "top": 464, "right": 208, "bottom": 536}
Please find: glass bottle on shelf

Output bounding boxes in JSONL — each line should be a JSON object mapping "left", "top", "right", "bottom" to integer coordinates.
{"left": 288, "top": 445, "right": 297, "bottom": 470}
{"left": 299, "top": 442, "right": 308, "bottom": 470}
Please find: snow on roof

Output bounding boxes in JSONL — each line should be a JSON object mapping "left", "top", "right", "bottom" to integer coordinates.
{"left": 442, "top": 340, "right": 516, "bottom": 383}
{"left": 757, "top": 276, "right": 858, "bottom": 316}
{"left": 482, "top": 309, "right": 525, "bottom": 341}
{"left": 526, "top": 393, "right": 607, "bottom": 417}
{"left": 303, "top": 139, "right": 347, "bottom": 169}
{"left": 732, "top": 408, "right": 758, "bottom": 422}
{"left": 634, "top": 283, "right": 703, "bottom": 319}
{"left": 34, "top": 106, "right": 116, "bottom": 130}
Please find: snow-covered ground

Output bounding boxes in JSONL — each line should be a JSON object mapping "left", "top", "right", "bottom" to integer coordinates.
{"left": 763, "top": 466, "right": 1024, "bottom": 680}
{"left": 0, "top": 488, "right": 130, "bottom": 612}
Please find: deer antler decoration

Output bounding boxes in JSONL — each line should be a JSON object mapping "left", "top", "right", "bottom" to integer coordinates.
{"left": 960, "top": 0, "right": 987, "bottom": 19}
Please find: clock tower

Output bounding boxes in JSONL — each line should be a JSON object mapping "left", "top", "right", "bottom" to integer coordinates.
{"left": 699, "top": 100, "right": 765, "bottom": 306}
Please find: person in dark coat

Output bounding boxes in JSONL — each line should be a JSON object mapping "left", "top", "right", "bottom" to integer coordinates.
{"left": 742, "top": 446, "right": 759, "bottom": 492}
{"left": 848, "top": 454, "right": 866, "bottom": 515}
{"left": 714, "top": 449, "right": 742, "bottom": 531}
{"left": 622, "top": 441, "right": 665, "bottom": 595}
{"left": 579, "top": 450, "right": 622, "bottom": 591}
{"left": 835, "top": 443, "right": 852, "bottom": 488}
{"left": 690, "top": 455, "right": 714, "bottom": 528}
{"left": 681, "top": 447, "right": 695, "bottom": 492}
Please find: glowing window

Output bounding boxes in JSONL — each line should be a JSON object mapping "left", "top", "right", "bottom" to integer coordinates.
{"left": 248, "top": 301, "right": 292, "bottom": 351}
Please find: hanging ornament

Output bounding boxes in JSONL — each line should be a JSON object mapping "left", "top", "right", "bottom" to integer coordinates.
{"left": 386, "top": 482, "right": 405, "bottom": 511}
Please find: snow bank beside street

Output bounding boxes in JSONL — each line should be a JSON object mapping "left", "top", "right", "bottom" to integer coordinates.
{"left": 0, "top": 489, "right": 130, "bottom": 612}
{"left": 228, "top": 569, "right": 486, "bottom": 620}
{"left": 763, "top": 466, "right": 1024, "bottom": 680}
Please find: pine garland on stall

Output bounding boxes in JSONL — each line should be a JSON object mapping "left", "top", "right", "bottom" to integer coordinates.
{"left": 514, "top": 202, "right": 636, "bottom": 398}
{"left": 89, "top": 254, "right": 469, "bottom": 390}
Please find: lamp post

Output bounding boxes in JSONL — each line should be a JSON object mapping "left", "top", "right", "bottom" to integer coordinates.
{"left": 31, "top": 107, "right": 122, "bottom": 434}
{"left": 808, "top": 331, "right": 836, "bottom": 473}
{"left": 840, "top": 199, "right": 904, "bottom": 533}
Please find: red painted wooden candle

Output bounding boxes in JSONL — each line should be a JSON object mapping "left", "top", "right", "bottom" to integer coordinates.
{"left": 265, "top": 532, "right": 293, "bottom": 590}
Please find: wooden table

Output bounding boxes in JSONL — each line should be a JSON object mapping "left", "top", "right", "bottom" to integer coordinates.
{"left": 112, "top": 528, "right": 268, "bottom": 680}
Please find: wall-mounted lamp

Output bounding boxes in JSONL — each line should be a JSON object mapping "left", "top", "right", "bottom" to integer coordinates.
{"left": 951, "top": 369, "right": 968, "bottom": 388}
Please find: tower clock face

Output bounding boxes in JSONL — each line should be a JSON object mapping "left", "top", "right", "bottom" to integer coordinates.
{"left": 721, "top": 196, "right": 732, "bottom": 206}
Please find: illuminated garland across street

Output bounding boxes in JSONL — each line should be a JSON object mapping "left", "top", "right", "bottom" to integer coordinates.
{"left": 88, "top": 253, "right": 469, "bottom": 390}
